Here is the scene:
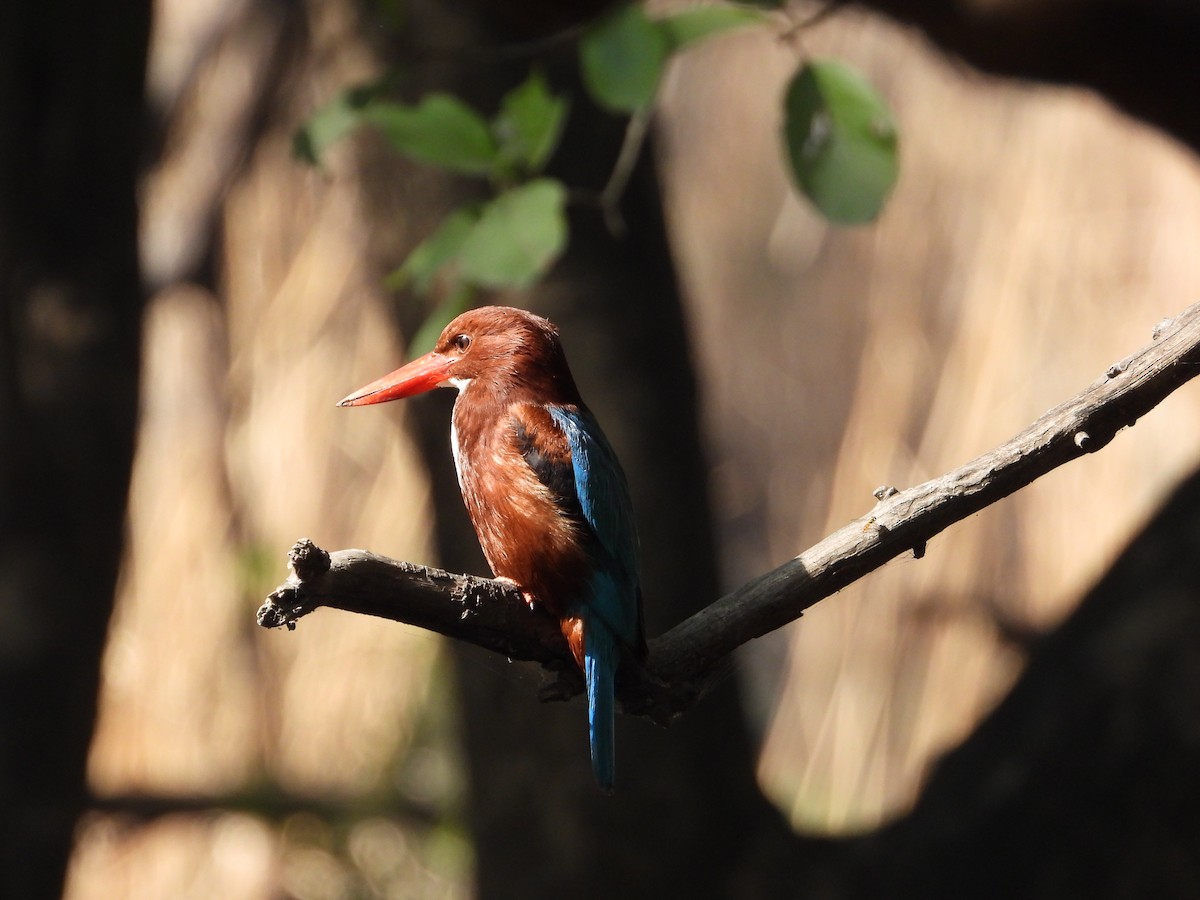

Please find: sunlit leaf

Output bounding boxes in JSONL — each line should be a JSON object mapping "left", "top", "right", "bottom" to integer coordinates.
{"left": 292, "top": 85, "right": 379, "bottom": 164}
{"left": 580, "top": 3, "right": 669, "bottom": 113}
{"left": 458, "top": 179, "right": 567, "bottom": 288}
{"left": 494, "top": 71, "right": 569, "bottom": 175}
{"left": 655, "top": 5, "right": 766, "bottom": 53}
{"left": 364, "top": 94, "right": 499, "bottom": 174}
{"left": 386, "top": 208, "right": 480, "bottom": 294}
{"left": 783, "top": 59, "right": 898, "bottom": 224}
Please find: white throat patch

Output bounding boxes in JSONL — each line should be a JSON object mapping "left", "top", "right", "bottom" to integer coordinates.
{"left": 449, "top": 421, "right": 466, "bottom": 493}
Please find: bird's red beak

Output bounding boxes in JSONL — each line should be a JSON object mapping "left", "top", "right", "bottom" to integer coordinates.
{"left": 337, "top": 351, "right": 454, "bottom": 407}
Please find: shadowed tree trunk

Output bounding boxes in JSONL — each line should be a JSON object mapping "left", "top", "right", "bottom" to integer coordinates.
{"left": 351, "top": 3, "right": 805, "bottom": 896}
{"left": 0, "top": 2, "right": 149, "bottom": 897}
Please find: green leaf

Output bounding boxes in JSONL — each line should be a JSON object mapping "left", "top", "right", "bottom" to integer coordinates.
{"left": 407, "top": 284, "right": 475, "bottom": 357}
{"left": 386, "top": 207, "right": 480, "bottom": 294}
{"left": 580, "top": 3, "right": 669, "bottom": 113}
{"left": 783, "top": 59, "right": 898, "bottom": 224}
{"left": 458, "top": 179, "right": 567, "bottom": 289}
{"left": 292, "top": 85, "right": 379, "bottom": 165}
{"left": 364, "top": 94, "right": 499, "bottom": 174}
{"left": 655, "top": 5, "right": 766, "bottom": 53}
{"left": 494, "top": 71, "right": 569, "bottom": 175}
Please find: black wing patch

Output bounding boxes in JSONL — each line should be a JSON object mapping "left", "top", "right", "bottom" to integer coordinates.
{"left": 512, "top": 410, "right": 586, "bottom": 525}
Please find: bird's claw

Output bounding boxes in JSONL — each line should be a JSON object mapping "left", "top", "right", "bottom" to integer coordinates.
{"left": 492, "top": 575, "right": 538, "bottom": 610}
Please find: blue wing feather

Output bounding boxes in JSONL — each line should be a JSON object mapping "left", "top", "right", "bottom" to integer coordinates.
{"left": 546, "top": 405, "right": 640, "bottom": 644}
{"left": 544, "top": 405, "right": 641, "bottom": 790}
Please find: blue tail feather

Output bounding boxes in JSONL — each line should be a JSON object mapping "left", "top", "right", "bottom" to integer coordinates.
{"left": 585, "top": 619, "right": 619, "bottom": 791}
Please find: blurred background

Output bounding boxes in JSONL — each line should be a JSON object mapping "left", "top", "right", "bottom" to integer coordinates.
{"left": 4, "top": 0, "right": 1200, "bottom": 897}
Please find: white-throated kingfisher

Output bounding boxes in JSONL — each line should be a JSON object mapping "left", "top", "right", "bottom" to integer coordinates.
{"left": 338, "top": 306, "right": 645, "bottom": 790}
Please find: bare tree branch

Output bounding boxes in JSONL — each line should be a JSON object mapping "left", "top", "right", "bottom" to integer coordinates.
{"left": 260, "top": 302, "right": 1200, "bottom": 722}
{"left": 258, "top": 540, "right": 566, "bottom": 666}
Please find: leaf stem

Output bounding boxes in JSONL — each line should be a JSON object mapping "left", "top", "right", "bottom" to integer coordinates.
{"left": 599, "top": 106, "right": 653, "bottom": 237}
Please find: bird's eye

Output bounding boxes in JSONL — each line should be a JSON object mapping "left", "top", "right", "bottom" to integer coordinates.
{"left": 451, "top": 334, "right": 471, "bottom": 352}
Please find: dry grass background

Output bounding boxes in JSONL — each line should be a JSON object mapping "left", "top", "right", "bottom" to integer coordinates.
{"left": 69, "top": 1, "right": 461, "bottom": 897}
{"left": 65, "top": 0, "right": 1200, "bottom": 896}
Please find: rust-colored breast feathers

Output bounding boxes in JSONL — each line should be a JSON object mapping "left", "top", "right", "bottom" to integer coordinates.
{"left": 453, "top": 398, "right": 590, "bottom": 617}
